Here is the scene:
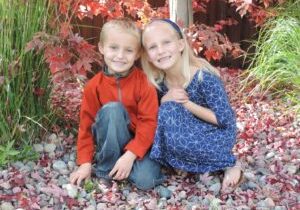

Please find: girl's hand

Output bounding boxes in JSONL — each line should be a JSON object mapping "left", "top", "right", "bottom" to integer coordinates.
{"left": 70, "top": 162, "right": 92, "bottom": 186}
{"left": 109, "top": 151, "right": 136, "bottom": 180}
{"left": 161, "top": 88, "right": 189, "bottom": 104}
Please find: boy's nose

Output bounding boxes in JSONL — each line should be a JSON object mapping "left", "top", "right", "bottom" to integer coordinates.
{"left": 116, "top": 50, "right": 125, "bottom": 58}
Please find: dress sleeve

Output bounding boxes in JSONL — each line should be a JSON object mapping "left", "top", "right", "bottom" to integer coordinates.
{"left": 200, "top": 71, "right": 236, "bottom": 128}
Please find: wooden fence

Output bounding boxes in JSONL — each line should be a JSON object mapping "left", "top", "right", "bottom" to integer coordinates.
{"left": 74, "top": 0, "right": 258, "bottom": 68}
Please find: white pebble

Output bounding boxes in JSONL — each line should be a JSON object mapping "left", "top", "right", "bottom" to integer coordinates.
{"left": 62, "top": 184, "right": 78, "bottom": 198}
{"left": 52, "top": 160, "right": 67, "bottom": 172}
{"left": 44, "top": 143, "right": 56, "bottom": 153}
{"left": 33, "top": 144, "right": 44, "bottom": 152}
{"left": 0, "top": 202, "right": 14, "bottom": 210}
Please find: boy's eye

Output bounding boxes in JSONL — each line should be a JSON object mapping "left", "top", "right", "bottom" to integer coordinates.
{"left": 109, "top": 45, "right": 118, "bottom": 50}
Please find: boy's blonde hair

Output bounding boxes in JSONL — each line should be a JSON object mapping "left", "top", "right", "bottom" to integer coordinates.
{"left": 100, "top": 18, "right": 141, "bottom": 47}
{"left": 141, "top": 19, "right": 219, "bottom": 89}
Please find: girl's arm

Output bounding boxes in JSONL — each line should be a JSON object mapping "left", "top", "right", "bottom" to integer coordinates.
{"left": 195, "top": 71, "right": 235, "bottom": 128}
{"left": 183, "top": 100, "right": 218, "bottom": 125}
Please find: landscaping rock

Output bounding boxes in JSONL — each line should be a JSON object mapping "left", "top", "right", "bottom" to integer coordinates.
{"left": 0, "top": 202, "right": 14, "bottom": 210}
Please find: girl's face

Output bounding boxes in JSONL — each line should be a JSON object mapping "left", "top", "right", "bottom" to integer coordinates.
{"left": 99, "top": 28, "right": 140, "bottom": 75}
{"left": 143, "top": 22, "right": 184, "bottom": 71}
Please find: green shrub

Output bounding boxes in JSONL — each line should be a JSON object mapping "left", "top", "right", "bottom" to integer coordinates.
{"left": 0, "top": 0, "right": 55, "bottom": 165}
{"left": 243, "top": 0, "right": 300, "bottom": 113}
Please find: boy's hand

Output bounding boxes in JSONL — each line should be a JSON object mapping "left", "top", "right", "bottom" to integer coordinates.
{"left": 109, "top": 151, "right": 136, "bottom": 180}
{"left": 161, "top": 88, "right": 189, "bottom": 104}
{"left": 70, "top": 162, "right": 92, "bottom": 186}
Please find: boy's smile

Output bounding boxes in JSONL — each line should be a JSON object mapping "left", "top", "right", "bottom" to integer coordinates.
{"left": 99, "top": 28, "right": 140, "bottom": 75}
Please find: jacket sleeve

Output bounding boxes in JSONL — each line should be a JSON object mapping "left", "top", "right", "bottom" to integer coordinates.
{"left": 124, "top": 78, "right": 158, "bottom": 159}
{"left": 76, "top": 81, "right": 101, "bottom": 165}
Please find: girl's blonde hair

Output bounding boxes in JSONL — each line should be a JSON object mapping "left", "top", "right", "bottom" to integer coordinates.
{"left": 100, "top": 18, "right": 141, "bottom": 47}
{"left": 141, "top": 19, "right": 219, "bottom": 89}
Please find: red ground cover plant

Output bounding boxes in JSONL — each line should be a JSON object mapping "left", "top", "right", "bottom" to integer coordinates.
{"left": 0, "top": 68, "right": 298, "bottom": 209}
{"left": 26, "top": 0, "right": 286, "bottom": 124}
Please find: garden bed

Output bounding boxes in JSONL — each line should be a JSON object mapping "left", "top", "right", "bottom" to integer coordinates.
{"left": 0, "top": 68, "right": 299, "bottom": 209}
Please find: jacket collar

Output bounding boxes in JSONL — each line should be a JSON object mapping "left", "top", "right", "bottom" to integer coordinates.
{"left": 103, "top": 65, "right": 134, "bottom": 79}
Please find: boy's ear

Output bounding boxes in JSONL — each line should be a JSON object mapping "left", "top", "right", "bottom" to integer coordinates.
{"left": 98, "top": 43, "right": 104, "bottom": 54}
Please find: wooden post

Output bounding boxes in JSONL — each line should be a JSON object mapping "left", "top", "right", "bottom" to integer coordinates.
{"left": 169, "top": 0, "right": 193, "bottom": 27}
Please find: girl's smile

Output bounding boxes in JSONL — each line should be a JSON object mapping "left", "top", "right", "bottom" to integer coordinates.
{"left": 143, "top": 22, "right": 184, "bottom": 72}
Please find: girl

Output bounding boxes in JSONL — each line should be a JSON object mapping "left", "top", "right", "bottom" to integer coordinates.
{"left": 70, "top": 18, "right": 164, "bottom": 190}
{"left": 141, "top": 19, "right": 243, "bottom": 193}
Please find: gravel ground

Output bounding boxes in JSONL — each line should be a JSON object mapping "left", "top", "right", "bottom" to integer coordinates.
{"left": 0, "top": 69, "right": 299, "bottom": 209}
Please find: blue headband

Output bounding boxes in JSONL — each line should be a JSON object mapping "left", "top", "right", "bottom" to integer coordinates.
{"left": 160, "top": 19, "right": 183, "bottom": 39}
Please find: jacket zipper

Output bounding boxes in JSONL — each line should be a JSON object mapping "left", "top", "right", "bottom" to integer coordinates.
{"left": 116, "top": 76, "right": 122, "bottom": 102}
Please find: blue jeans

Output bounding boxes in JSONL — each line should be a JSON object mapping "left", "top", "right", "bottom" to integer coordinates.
{"left": 92, "top": 102, "right": 165, "bottom": 190}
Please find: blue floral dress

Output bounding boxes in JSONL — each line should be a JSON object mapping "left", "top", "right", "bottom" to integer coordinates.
{"left": 150, "top": 70, "right": 237, "bottom": 173}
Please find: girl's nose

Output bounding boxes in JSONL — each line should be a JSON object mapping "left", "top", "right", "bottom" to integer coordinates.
{"left": 157, "top": 45, "right": 165, "bottom": 54}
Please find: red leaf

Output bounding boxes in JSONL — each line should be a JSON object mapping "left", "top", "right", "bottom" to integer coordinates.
{"left": 39, "top": 154, "right": 50, "bottom": 167}
{"left": 0, "top": 193, "right": 20, "bottom": 201}
{"left": 73, "top": 57, "right": 92, "bottom": 74}
{"left": 59, "top": 22, "right": 72, "bottom": 39}
{"left": 10, "top": 174, "right": 25, "bottom": 187}
{"left": 64, "top": 196, "right": 79, "bottom": 209}
{"left": 20, "top": 197, "right": 30, "bottom": 209}
{"left": 214, "top": 24, "right": 223, "bottom": 31}
{"left": 33, "top": 87, "right": 45, "bottom": 96}
{"left": 204, "top": 48, "right": 222, "bottom": 61}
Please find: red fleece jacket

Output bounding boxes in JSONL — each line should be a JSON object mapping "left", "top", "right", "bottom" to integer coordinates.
{"left": 76, "top": 67, "right": 158, "bottom": 165}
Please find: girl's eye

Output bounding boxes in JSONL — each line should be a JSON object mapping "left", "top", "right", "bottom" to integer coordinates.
{"left": 126, "top": 49, "right": 133, "bottom": 52}
{"left": 148, "top": 45, "right": 156, "bottom": 50}
{"left": 163, "top": 40, "right": 171, "bottom": 45}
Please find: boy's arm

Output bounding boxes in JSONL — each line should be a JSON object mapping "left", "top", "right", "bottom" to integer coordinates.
{"left": 70, "top": 81, "right": 100, "bottom": 185}
{"left": 124, "top": 78, "right": 159, "bottom": 159}
{"left": 77, "top": 82, "right": 101, "bottom": 165}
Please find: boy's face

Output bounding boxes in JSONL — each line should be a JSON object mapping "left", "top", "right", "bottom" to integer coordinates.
{"left": 99, "top": 28, "right": 140, "bottom": 75}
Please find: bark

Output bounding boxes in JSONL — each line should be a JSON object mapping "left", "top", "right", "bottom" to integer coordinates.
{"left": 169, "top": 0, "right": 193, "bottom": 27}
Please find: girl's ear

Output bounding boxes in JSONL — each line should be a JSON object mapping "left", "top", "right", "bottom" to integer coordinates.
{"left": 135, "top": 49, "right": 141, "bottom": 60}
{"left": 142, "top": 50, "right": 151, "bottom": 62}
{"left": 178, "top": 39, "right": 185, "bottom": 53}
{"left": 98, "top": 43, "right": 104, "bottom": 54}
